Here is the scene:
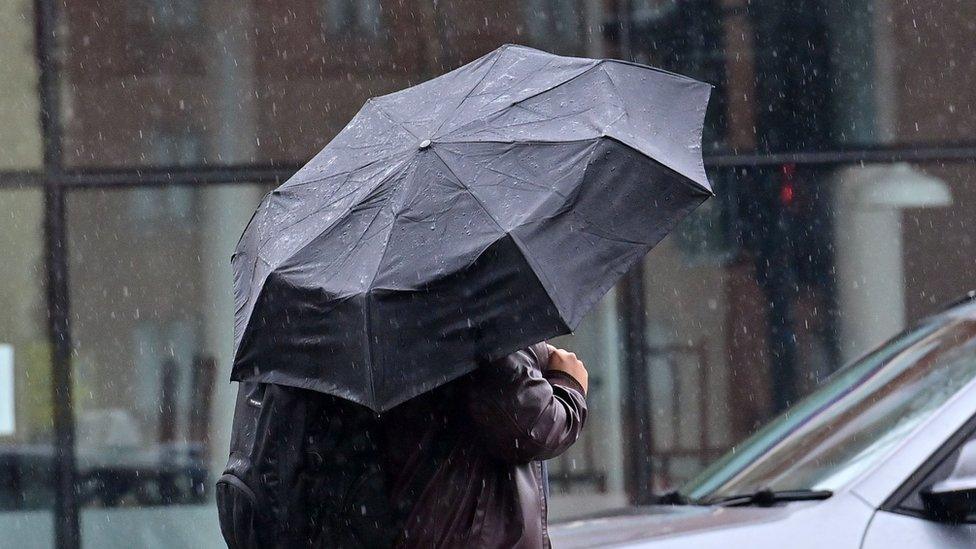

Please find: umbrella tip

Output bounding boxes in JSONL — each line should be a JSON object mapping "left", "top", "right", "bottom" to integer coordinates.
{"left": 419, "top": 139, "right": 432, "bottom": 150}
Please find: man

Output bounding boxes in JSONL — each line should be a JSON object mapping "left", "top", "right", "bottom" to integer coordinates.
{"left": 217, "top": 343, "right": 588, "bottom": 548}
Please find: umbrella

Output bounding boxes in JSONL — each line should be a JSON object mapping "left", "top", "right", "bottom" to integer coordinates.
{"left": 231, "top": 44, "right": 713, "bottom": 412}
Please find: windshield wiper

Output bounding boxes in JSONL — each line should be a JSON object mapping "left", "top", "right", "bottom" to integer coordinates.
{"left": 656, "top": 490, "right": 700, "bottom": 505}
{"left": 709, "top": 488, "right": 833, "bottom": 507}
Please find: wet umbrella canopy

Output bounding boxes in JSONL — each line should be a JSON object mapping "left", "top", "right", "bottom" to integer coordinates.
{"left": 231, "top": 44, "right": 713, "bottom": 412}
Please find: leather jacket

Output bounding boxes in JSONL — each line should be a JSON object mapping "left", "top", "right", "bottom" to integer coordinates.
{"left": 216, "top": 342, "right": 587, "bottom": 548}
{"left": 386, "top": 342, "right": 588, "bottom": 548}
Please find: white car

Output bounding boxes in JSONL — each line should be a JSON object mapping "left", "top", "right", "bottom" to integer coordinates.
{"left": 551, "top": 293, "right": 976, "bottom": 548}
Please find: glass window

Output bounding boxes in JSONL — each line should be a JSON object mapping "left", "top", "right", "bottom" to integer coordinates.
{"left": 637, "top": 160, "right": 976, "bottom": 493}
{"left": 683, "top": 315, "right": 976, "bottom": 501}
{"left": 896, "top": 426, "right": 976, "bottom": 517}
{"left": 58, "top": 1, "right": 607, "bottom": 169}
{"left": 322, "top": 0, "right": 383, "bottom": 37}
{"left": 67, "top": 184, "right": 267, "bottom": 547}
{"left": 627, "top": 1, "right": 976, "bottom": 153}
{"left": 522, "top": 0, "right": 585, "bottom": 54}
{"left": 0, "top": 0, "right": 42, "bottom": 169}
{"left": 548, "top": 291, "right": 630, "bottom": 518}
{"left": 0, "top": 189, "right": 54, "bottom": 547}
{"left": 57, "top": 1, "right": 976, "bottom": 167}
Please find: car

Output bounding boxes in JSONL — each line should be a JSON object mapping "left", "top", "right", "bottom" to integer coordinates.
{"left": 550, "top": 292, "right": 976, "bottom": 548}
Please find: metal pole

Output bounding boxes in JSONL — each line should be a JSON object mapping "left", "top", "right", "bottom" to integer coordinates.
{"left": 44, "top": 188, "right": 78, "bottom": 549}
{"left": 614, "top": 0, "right": 655, "bottom": 505}
{"left": 618, "top": 271, "right": 655, "bottom": 504}
{"left": 34, "top": 0, "right": 80, "bottom": 547}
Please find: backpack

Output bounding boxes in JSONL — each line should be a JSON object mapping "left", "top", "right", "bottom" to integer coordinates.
{"left": 216, "top": 382, "right": 400, "bottom": 548}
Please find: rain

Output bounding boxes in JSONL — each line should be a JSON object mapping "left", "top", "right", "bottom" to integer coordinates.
{"left": 0, "top": 1, "right": 975, "bottom": 548}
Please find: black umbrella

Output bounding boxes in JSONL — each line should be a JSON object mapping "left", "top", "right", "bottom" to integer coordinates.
{"left": 231, "top": 44, "right": 712, "bottom": 412}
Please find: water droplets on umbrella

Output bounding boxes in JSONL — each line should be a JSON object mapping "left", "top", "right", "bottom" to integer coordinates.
{"left": 230, "top": 45, "right": 712, "bottom": 411}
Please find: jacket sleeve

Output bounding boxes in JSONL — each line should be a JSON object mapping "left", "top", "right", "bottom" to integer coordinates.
{"left": 465, "top": 342, "right": 587, "bottom": 464}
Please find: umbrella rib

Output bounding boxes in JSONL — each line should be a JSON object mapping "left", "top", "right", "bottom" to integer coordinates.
{"left": 441, "top": 68, "right": 615, "bottom": 143}
{"left": 233, "top": 248, "right": 272, "bottom": 360}
{"left": 486, "top": 57, "right": 558, "bottom": 103}
{"left": 318, "top": 201, "right": 392, "bottom": 289}
{"left": 429, "top": 47, "right": 507, "bottom": 139}
{"left": 258, "top": 173, "right": 371, "bottom": 252}
{"left": 430, "top": 147, "right": 568, "bottom": 322}
{"left": 438, "top": 137, "right": 603, "bottom": 146}
{"left": 363, "top": 160, "right": 424, "bottom": 293}
{"left": 599, "top": 64, "right": 631, "bottom": 129}
{"left": 469, "top": 102, "right": 605, "bottom": 136}
{"left": 260, "top": 156, "right": 413, "bottom": 268}
{"left": 429, "top": 148, "right": 506, "bottom": 234}
{"left": 437, "top": 61, "right": 602, "bottom": 142}
{"left": 235, "top": 192, "right": 275, "bottom": 350}
{"left": 367, "top": 99, "right": 422, "bottom": 140}
{"left": 230, "top": 190, "right": 270, "bottom": 280}
{"left": 283, "top": 149, "right": 407, "bottom": 190}
{"left": 483, "top": 162, "right": 568, "bottom": 197}
{"left": 258, "top": 183, "right": 363, "bottom": 251}
{"left": 275, "top": 152, "right": 414, "bottom": 244}
{"left": 442, "top": 55, "right": 561, "bottom": 136}
{"left": 237, "top": 165, "right": 406, "bottom": 363}
{"left": 523, "top": 140, "right": 602, "bottom": 226}
{"left": 451, "top": 135, "right": 710, "bottom": 198}
{"left": 598, "top": 64, "right": 709, "bottom": 191}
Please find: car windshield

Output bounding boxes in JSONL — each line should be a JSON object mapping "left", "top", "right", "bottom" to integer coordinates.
{"left": 684, "top": 310, "right": 976, "bottom": 502}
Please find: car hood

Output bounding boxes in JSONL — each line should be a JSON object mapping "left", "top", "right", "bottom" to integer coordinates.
{"left": 549, "top": 495, "right": 874, "bottom": 548}
{"left": 549, "top": 505, "right": 787, "bottom": 548}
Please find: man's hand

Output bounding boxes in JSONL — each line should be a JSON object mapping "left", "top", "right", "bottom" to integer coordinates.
{"left": 546, "top": 344, "right": 588, "bottom": 395}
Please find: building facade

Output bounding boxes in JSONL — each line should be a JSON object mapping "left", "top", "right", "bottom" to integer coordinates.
{"left": 1, "top": 1, "right": 976, "bottom": 547}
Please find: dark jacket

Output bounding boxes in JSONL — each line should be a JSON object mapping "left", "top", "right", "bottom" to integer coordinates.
{"left": 216, "top": 342, "right": 587, "bottom": 548}
{"left": 386, "top": 342, "right": 587, "bottom": 548}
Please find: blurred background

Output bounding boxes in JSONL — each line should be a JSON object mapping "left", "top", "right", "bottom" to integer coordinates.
{"left": 1, "top": 0, "right": 975, "bottom": 547}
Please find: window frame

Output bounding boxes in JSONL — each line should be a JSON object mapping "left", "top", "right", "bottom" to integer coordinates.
{"left": 881, "top": 412, "right": 976, "bottom": 523}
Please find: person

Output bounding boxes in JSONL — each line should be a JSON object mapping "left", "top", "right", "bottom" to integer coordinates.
{"left": 217, "top": 342, "right": 588, "bottom": 548}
